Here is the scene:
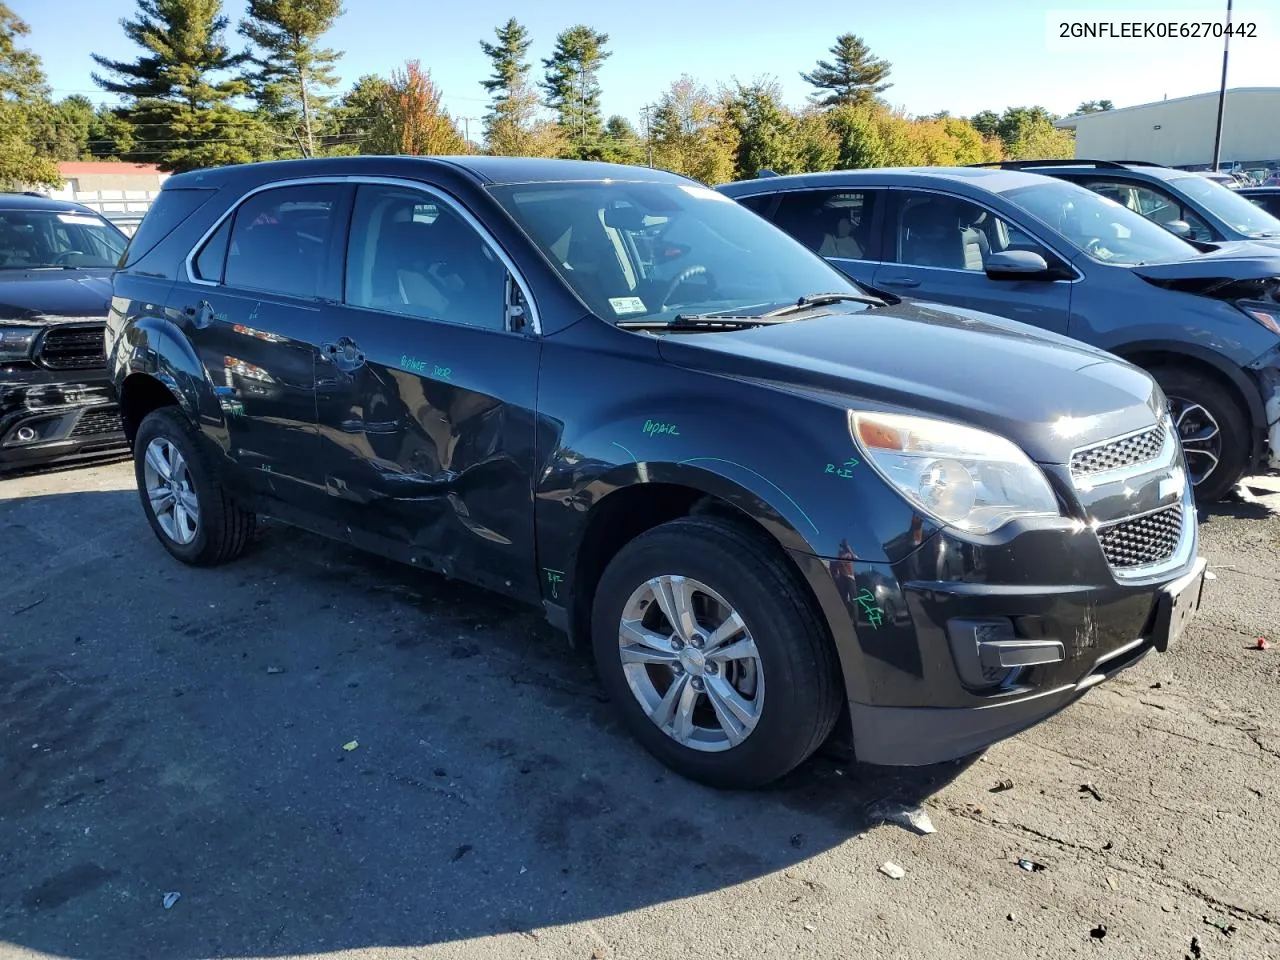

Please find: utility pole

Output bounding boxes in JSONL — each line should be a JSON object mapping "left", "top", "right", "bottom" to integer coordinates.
{"left": 641, "top": 104, "right": 653, "bottom": 167}
{"left": 1210, "top": 0, "right": 1232, "bottom": 170}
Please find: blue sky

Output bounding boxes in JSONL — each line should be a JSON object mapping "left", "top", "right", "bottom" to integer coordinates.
{"left": 17, "top": 0, "right": 1280, "bottom": 131}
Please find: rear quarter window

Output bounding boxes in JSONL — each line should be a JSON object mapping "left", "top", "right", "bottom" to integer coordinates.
{"left": 121, "top": 188, "right": 218, "bottom": 269}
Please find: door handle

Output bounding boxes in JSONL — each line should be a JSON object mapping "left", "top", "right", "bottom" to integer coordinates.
{"left": 878, "top": 277, "right": 920, "bottom": 288}
{"left": 183, "top": 300, "right": 215, "bottom": 328}
{"left": 321, "top": 336, "right": 366, "bottom": 371}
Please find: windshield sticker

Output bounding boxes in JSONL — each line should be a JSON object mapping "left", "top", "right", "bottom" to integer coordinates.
{"left": 643, "top": 419, "right": 679, "bottom": 437}
{"left": 609, "top": 296, "right": 647, "bottom": 315}
{"left": 57, "top": 213, "right": 104, "bottom": 226}
{"left": 678, "top": 184, "right": 732, "bottom": 203}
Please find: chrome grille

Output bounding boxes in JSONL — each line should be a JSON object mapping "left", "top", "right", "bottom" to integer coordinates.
{"left": 1097, "top": 505, "right": 1183, "bottom": 568}
{"left": 36, "top": 323, "right": 107, "bottom": 370}
{"left": 1071, "top": 426, "right": 1165, "bottom": 478}
{"left": 68, "top": 404, "right": 123, "bottom": 439}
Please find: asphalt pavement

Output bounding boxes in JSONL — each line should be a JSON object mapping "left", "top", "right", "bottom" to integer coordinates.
{"left": 1, "top": 458, "right": 1278, "bottom": 960}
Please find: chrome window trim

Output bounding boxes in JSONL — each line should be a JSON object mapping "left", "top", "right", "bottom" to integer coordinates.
{"left": 884, "top": 185, "right": 1085, "bottom": 283}
{"left": 181, "top": 174, "right": 543, "bottom": 336}
{"left": 1068, "top": 417, "right": 1175, "bottom": 488}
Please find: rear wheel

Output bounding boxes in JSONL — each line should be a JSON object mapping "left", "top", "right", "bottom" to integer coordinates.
{"left": 134, "top": 407, "right": 257, "bottom": 565}
{"left": 591, "top": 516, "right": 843, "bottom": 789}
{"left": 1148, "top": 365, "right": 1251, "bottom": 503}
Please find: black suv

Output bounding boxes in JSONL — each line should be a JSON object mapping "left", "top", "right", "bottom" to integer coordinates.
{"left": 1, "top": 193, "right": 130, "bottom": 471}
{"left": 980, "top": 159, "right": 1280, "bottom": 246}
{"left": 108, "top": 157, "right": 1206, "bottom": 788}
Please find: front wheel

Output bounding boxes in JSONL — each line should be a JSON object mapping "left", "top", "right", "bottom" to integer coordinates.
{"left": 1148, "top": 366, "right": 1251, "bottom": 502}
{"left": 591, "top": 517, "right": 843, "bottom": 789}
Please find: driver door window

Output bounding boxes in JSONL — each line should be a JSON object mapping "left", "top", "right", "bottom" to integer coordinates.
{"left": 893, "top": 193, "right": 1051, "bottom": 271}
{"left": 1080, "top": 179, "right": 1213, "bottom": 241}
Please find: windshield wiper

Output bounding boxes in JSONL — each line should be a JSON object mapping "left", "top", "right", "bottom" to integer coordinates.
{"left": 759, "top": 292, "right": 886, "bottom": 317}
{"left": 615, "top": 314, "right": 795, "bottom": 331}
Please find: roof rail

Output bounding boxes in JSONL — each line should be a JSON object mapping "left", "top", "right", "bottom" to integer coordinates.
{"left": 964, "top": 159, "right": 1132, "bottom": 170}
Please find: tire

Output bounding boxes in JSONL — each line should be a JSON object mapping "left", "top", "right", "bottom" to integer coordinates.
{"left": 1147, "top": 365, "right": 1251, "bottom": 503}
{"left": 133, "top": 407, "right": 257, "bottom": 566}
{"left": 591, "top": 516, "right": 843, "bottom": 789}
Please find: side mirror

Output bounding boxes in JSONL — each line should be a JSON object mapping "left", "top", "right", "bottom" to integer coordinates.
{"left": 984, "top": 249, "right": 1051, "bottom": 280}
{"left": 1162, "top": 219, "right": 1193, "bottom": 238}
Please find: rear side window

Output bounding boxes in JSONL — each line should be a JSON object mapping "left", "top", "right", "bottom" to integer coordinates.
{"left": 121, "top": 188, "right": 217, "bottom": 268}
{"left": 223, "top": 184, "right": 344, "bottom": 299}
{"left": 772, "top": 189, "right": 880, "bottom": 260}
{"left": 193, "top": 217, "right": 231, "bottom": 281}
{"left": 736, "top": 193, "right": 776, "bottom": 216}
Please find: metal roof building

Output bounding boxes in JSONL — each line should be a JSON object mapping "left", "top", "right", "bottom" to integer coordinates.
{"left": 1054, "top": 87, "right": 1280, "bottom": 170}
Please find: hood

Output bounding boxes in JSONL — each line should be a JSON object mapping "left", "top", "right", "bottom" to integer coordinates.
{"left": 656, "top": 302, "right": 1164, "bottom": 465}
{"left": 0, "top": 269, "right": 113, "bottom": 324}
{"left": 1130, "top": 245, "right": 1280, "bottom": 301}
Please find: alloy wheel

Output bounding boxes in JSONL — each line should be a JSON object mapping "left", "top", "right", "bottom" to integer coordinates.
{"left": 617, "top": 575, "right": 764, "bottom": 753}
{"left": 1167, "top": 396, "right": 1222, "bottom": 487}
{"left": 143, "top": 437, "right": 200, "bottom": 545}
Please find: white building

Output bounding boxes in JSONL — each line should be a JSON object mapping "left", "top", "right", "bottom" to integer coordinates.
{"left": 45, "top": 161, "right": 169, "bottom": 233}
{"left": 1054, "top": 87, "right": 1280, "bottom": 171}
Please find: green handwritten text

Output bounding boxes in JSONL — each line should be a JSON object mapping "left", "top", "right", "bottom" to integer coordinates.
{"left": 544, "top": 568, "right": 566, "bottom": 600}
{"left": 825, "top": 457, "right": 859, "bottom": 478}
{"left": 855, "top": 587, "right": 885, "bottom": 629}
{"left": 643, "top": 419, "right": 680, "bottom": 437}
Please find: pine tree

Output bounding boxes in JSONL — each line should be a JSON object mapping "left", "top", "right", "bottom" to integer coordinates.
{"left": 599, "top": 115, "right": 643, "bottom": 165}
{"left": 239, "top": 0, "right": 344, "bottom": 157}
{"left": 801, "top": 33, "right": 892, "bottom": 108}
{"left": 0, "top": 3, "right": 59, "bottom": 187}
{"left": 91, "top": 0, "right": 268, "bottom": 172}
{"left": 541, "top": 25, "right": 611, "bottom": 159}
{"left": 722, "top": 79, "right": 801, "bottom": 178}
{"left": 333, "top": 74, "right": 397, "bottom": 155}
{"left": 479, "top": 18, "right": 541, "bottom": 156}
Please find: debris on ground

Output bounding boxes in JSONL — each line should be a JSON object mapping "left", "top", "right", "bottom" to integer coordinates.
{"left": 1006, "top": 913, "right": 1015, "bottom": 922}
{"left": 878, "top": 861, "right": 905, "bottom": 880}
{"left": 1203, "top": 915, "right": 1237, "bottom": 936}
{"left": 450, "top": 844, "right": 473, "bottom": 862}
{"left": 342, "top": 739, "right": 359, "bottom": 751}
{"left": 162, "top": 892, "right": 180, "bottom": 910}
{"left": 1150, "top": 681, "right": 1163, "bottom": 689}
{"left": 803, "top": 923, "right": 816, "bottom": 932}
{"left": 1080, "top": 782, "right": 1105, "bottom": 802}
{"left": 1090, "top": 924, "right": 1107, "bottom": 940}
{"left": 1187, "top": 935, "right": 1202, "bottom": 958}
{"left": 989, "top": 779, "right": 1014, "bottom": 793}
{"left": 873, "top": 803, "right": 937, "bottom": 835}
{"left": 1016, "top": 858, "right": 1046, "bottom": 872}
{"left": 1106, "top": 876, "right": 1118, "bottom": 891}
{"left": 591, "top": 947, "right": 607, "bottom": 959}
{"left": 1253, "top": 637, "right": 1269, "bottom": 651}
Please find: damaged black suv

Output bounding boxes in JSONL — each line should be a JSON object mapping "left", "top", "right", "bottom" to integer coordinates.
{"left": 1, "top": 193, "right": 129, "bottom": 472}
{"left": 108, "top": 157, "right": 1207, "bottom": 788}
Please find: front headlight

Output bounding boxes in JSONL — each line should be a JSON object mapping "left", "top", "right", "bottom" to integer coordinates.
{"left": 0, "top": 326, "right": 39, "bottom": 361}
{"left": 849, "top": 410, "right": 1061, "bottom": 536}
{"left": 1237, "top": 300, "right": 1280, "bottom": 335}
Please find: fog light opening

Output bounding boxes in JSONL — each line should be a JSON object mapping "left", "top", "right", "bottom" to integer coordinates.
{"left": 15, "top": 426, "right": 37, "bottom": 443}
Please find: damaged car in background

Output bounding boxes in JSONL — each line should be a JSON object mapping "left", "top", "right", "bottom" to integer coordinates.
{"left": 1, "top": 193, "right": 129, "bottom": 472}
{"left": 720, "top": 168, "right": 1280, "bottom": 502}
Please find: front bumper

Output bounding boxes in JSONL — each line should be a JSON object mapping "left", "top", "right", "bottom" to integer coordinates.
{"left": 0, "top": 368, "right": 127, "bottom": 473}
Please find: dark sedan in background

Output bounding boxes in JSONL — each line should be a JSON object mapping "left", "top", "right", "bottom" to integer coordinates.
{"left": 0, "top": 192, "right": 129, "bottom": 473}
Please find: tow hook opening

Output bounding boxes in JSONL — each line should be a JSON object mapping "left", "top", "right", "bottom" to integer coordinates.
{"left": 947, "top": 617, "right": 1066, "bottom": 693}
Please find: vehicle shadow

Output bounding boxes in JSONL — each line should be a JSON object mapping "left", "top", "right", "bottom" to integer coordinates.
{"left": 1, "top": 489, "right": 971, "bottom": 959}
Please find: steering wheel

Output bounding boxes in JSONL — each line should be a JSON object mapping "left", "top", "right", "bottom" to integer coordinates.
{"left": 660, "top": 265, "right": 713, "bottom": 308}
{"left": 1082, "top": 238, "right": 1106, "bottom": 257}
{"left": 53, "top": 251, "right": 86, "bottom": 265}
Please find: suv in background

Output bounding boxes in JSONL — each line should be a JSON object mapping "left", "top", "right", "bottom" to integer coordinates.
{"left": 1240, "top": 187, "right": 1280, "bottom": 220}
{"left": 1, "top": 192, "right": 129, "bottom": 472}
{"left": 977, "top": 159, "right": 1280, "bottom": 246}
{"left": 108, "top": 156, "right": 1206, "bottom": 788}
{"left": 718, "top": 167, "right": 1280, "bottom": 501}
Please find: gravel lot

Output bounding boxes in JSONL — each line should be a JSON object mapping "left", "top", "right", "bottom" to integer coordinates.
{"left": 2, "top": 459, "right": 1278, "bottom": 960}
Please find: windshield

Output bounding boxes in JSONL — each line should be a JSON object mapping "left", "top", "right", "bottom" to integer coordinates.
{"left": 487, "top": 180, "right": 870, "bottom": 323}
{"left": 1171, "top": 175, "right": 1280, "bottom": 238}
{"left": 0, "top": 209, "right": 128, "bottom": 269}
{"left": 1002, "top": 180, "right": 1198, "bottom": 266}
